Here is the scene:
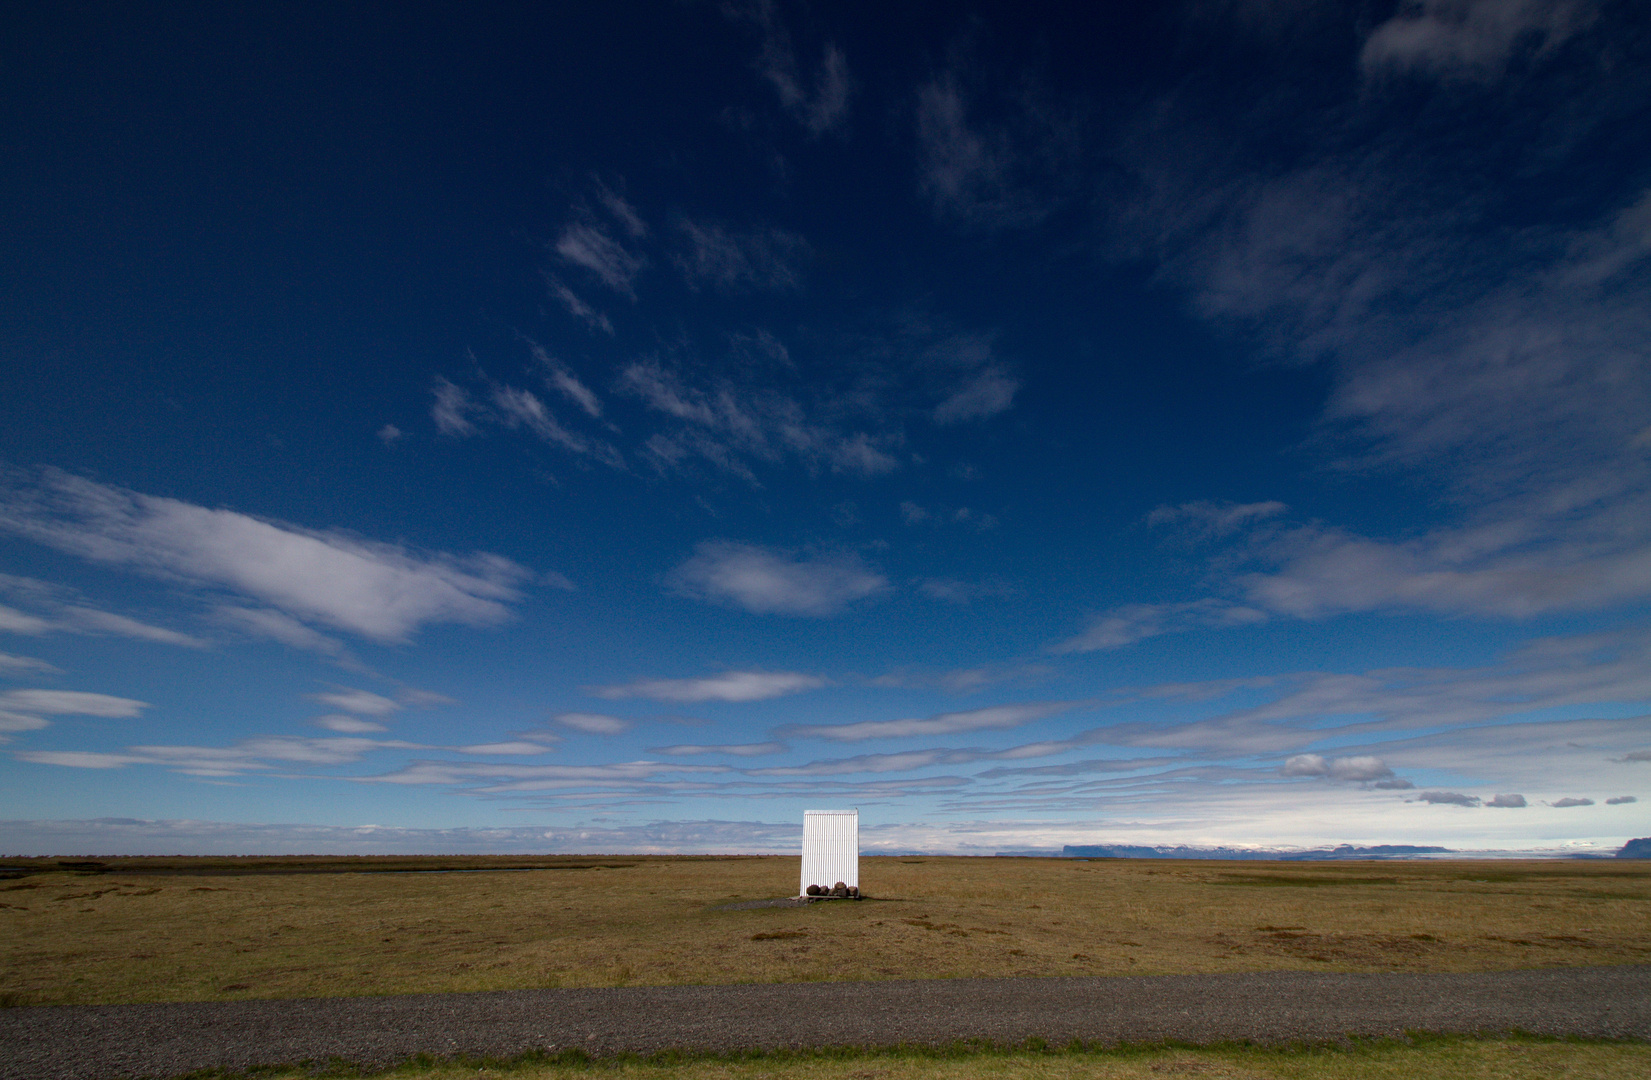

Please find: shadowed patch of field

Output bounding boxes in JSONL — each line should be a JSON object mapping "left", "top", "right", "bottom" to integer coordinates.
{"left": 1, "top": 855, "right": 1647, "bottom": 1005}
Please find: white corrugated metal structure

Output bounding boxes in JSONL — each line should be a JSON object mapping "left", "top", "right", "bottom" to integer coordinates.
{"left": 799, "top": 809, "right": 858, "bottom": 895}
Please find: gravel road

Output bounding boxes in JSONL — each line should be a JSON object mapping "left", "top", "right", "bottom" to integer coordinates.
{"left": 4, "top": 966, "right": 1648, "bottom": 1080}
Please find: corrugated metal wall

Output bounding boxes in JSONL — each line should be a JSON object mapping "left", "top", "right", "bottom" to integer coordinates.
{"left": 799, "top": 809, "right": 858, "bottom": 895}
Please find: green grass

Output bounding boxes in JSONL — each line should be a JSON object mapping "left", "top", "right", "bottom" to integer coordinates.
{"left": 166, "top": 1034, "right": 1651, "bottom": 1080}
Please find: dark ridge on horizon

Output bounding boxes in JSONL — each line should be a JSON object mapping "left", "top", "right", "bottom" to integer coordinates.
{"left": 986, "top": 839, "right": 1651, "bottom": 860}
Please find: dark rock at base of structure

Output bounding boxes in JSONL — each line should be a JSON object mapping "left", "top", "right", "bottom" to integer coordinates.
{"left": 805, "top": 883, "right": 823, "bottom": 895}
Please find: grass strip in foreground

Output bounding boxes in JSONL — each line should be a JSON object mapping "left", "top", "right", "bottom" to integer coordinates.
{"left": 172, "top": 1033, "right": 1649, "bottom": 1080}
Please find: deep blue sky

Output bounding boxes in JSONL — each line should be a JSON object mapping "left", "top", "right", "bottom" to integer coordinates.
{"left": 2, "top": 1, "right": 1648, "bottom": 854}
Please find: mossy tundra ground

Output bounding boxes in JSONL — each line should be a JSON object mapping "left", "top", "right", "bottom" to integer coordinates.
{"left": 1, "top": 854, "right": 1647, "bottom": 1006}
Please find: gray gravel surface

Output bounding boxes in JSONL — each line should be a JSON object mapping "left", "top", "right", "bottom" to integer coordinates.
{"left": 4, "top": 966, "right": 1648, "bottom": 1080}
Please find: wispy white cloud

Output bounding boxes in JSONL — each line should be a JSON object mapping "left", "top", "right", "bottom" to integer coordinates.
{"left": 309, "top": 688, "right": 400, "bottom": 716}
{"left": 430, "top": 377, "right": 482, "bottom": 436}
{"left": 1090, "top": 628, "right": 1651, "bottom": 759}
{"left": 457, "top": 741, "right": 554, "bottom": 756}
{"left": 489, "top": 384, "right": 625, "bottom": 467}
{"left": 1486, "top": 793, "right": 1528, "bottom": 807}
{"left": 19, "top": 735, "right": 423, "bottom": 776}
{"left": 1053, "top": 599, "right": 1268, "bottom": 653}
{"left": 554, "top": 712, "right": 632, "bottom": 735}
{"left": 621, "top": 358, "right": 900, "bottom": 479}
{"left": 552, "top": 181, "right": 648, "bottom": 295}
{"left": 870, "top": 664, "right": 1052, "bottom": 694}
{"left": 0, "top": 468, "right": 535, "bottom": 644}
{"left": 529, "top": 345, "right": 604, "bottom": 419}
{"left": 664, "top": 541, "right": 887, "bottom": 616}
{"left": 1361, "top": 0, "right": 1598, "bottom": 81}
{"left": 746, "top": 750, "right": 970, "bottom": 777}
{"left": 547, "top": 277, "right": 614, "bottom": 335}
{"left": 1549, "top": 796, "right": 1595, "bottom": 807}
{"left": 745, "top": 734, "right": 1138, "bottom": 777}
{"left": 932, "top": 366, "right": 1018, "bottom": 424}
{"left": 913, "top": 324, "right": 1019, "bottom": 425}
{"left": 0, "top": 599, "right": 206, "bottom": 649}
{"left": 648, "top": 741, "right": 786, "bottom": 756}
{"left": 916, "top": 577, "right": 1014, "bottom": 604}
{"left": 0, "top": 575, "right": 208, "bottom": 648}
{"left": 430, "top": 362, "right": 623, "bottom": 468}
{"left": 724, "top": 0, "right": 852, "bottom": 135}
{"left": 0, "top": 652, "right": 59, "bottom": 676}
{"left": 0, "top": 605, "right": 52, "bottom": 635}
{"left": 0, "top": 689, "right": 147, "bottom": 718}
{"left": 216, "top": 606, "right": 353, "bottom": 661}
{"left": 916, "top": 75, "right": 1022, "bottom": 225}
{"left": 1237, "top": 510, "right": 1651, "bottom": 620}
{"left": 1088, "top": 15, "right": 1651, "bottom": 644}
{"left": 780, "top": 700, "right": 1078, "bottom": 742}
{"left": 556, "top": 222, "right": 646, "bottom": 296}
{"left": 363, "top": 758, "right": 727, "bottom": 793}
{"left": 592, "top": 670, "right": 825, "bottom": 703}
{"left": 1147, "top": 500, "right": 1288, "bottom": 537}
{"left": 900, "top": 503, "right": 1000, "bottom": 532}
{"left": 311, "top": 714, "right": 388, "bottom": 734}
{"left": 0, "top": 713, "right": 47, "bottom": 736}
{"left": 675, "top": 221, "right": 811, "bottom": 292}
{"left": 612, "top": 318, "right": 1013, "bottom": 483}
{"left": 58, "top": 607, "right": 206, "bottom": 647}
{"left": 1279, "top": 753, "right": 1395, "bottom": 782}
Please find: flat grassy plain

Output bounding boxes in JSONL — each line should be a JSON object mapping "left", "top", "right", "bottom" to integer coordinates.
{"left": 1, "top": 855, "right": 1648, "bottom": 1006}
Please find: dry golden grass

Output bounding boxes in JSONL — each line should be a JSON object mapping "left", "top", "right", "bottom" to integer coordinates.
{"left": 224, "top": 1037, "right": 1651, "bottom": 1080}
{"left": 1, "top": 855, "right": 1648, "bottom": 1006}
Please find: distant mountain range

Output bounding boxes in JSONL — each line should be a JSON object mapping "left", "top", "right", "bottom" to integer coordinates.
{"left": 983, "top": 838, "right": 1651, "bottom": 860}
{"left": 1058, "top": 843, "right": 1452, "bottom": 860}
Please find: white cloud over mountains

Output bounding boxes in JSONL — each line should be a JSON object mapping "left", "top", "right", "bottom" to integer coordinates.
{"left": 0, "top": 468, "right": 537, "bottom": 645}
